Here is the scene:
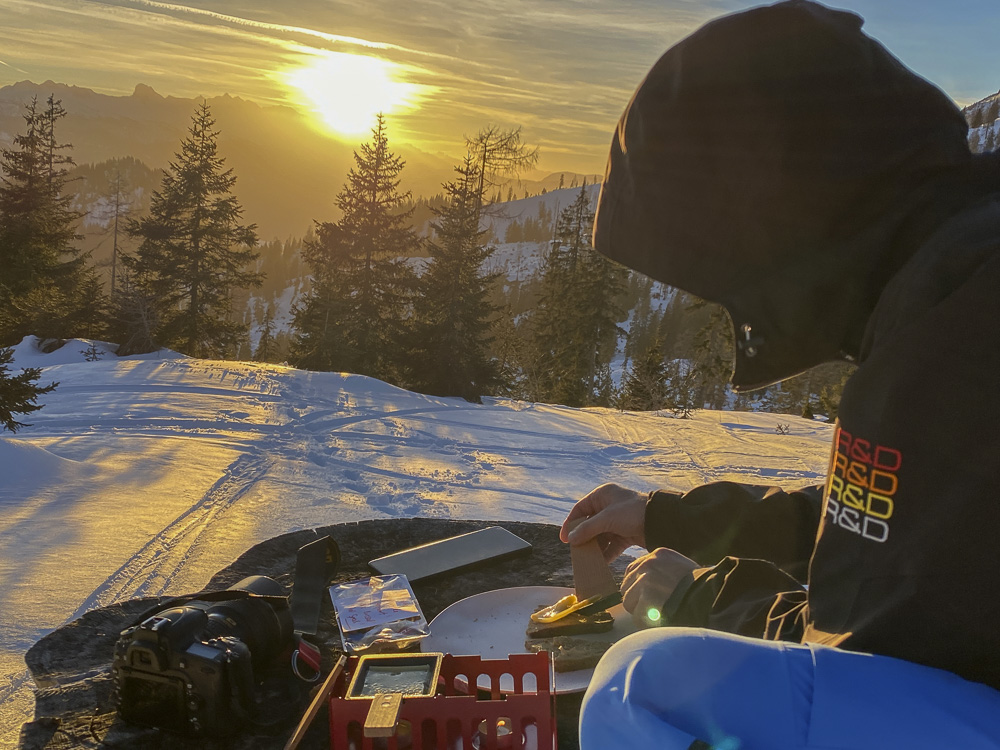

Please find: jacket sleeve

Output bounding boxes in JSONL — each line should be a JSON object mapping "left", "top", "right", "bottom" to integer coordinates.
{"left": 645, "top": 481, "right": 823, "bottom": 581}
{"left": 661, "top": 556, "right": 808, "bottom": 641}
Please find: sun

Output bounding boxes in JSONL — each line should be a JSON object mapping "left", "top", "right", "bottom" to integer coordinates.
{"left": 283, "top": 51, "right": 426, "bottom": 138}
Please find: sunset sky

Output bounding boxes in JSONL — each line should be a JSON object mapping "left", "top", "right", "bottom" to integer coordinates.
{"left": 2, "top": 0, "right": 998, "bottom": 174}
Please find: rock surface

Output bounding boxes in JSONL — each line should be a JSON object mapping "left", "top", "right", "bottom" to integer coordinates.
{"left": 19, "top": 519, "right": 632, "bottom": 749}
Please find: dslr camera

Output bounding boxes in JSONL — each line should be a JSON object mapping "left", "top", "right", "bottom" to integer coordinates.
{"left": 112, "top": 575, "right": 293, "bottom": 737}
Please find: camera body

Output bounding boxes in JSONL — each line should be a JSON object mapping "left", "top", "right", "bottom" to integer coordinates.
{"left": 112, "top": 576, "right": 292, "bottom": 737}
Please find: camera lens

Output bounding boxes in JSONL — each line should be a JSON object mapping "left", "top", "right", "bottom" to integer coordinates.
{"left": 202, "top": 576, "right": 294, "bottom": 666}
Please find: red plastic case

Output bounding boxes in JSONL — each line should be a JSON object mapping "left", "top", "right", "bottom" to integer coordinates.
{"left": 329, "top": 651, "right": 557, "bottom": 749}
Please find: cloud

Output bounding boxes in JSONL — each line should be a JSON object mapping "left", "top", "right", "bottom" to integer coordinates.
{"left": 0, "top": 59, "right": 29, "bottom": 75}
{"left": 4, "top": 0, "right": 988, "bottom": 176}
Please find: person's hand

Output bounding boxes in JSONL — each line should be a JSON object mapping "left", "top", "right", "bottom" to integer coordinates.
{"left": 560, "top": 483, "right": 648, "bottom": 562}
{"left": 621, "top": 548, "right": 699, "bottom": 628}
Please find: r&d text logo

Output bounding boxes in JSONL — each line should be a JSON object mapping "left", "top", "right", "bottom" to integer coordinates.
{"left": 825, "top": 426, "right": 901, "bottom": 543}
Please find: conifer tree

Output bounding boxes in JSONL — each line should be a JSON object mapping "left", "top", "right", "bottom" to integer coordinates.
{"left": 127, "top": 103, "right": 261, "bottom": 358}
{"left": 619, "top": 342, "right": 669, "bottom": 411}
{"left": 592, "top": 362, "right": 617, "bottom": 408}
{"left": 0, "top": 346, "right": 57, "bottom": 432}
{"left": 108, "top": 264, "right": 159, "bottom": 356}
{"left": 490, "top": 302, "right": 529, "bottom": 399}
{"left": 409, "top": 155, "right": 503, "bottom": 401}
{"left": 529, "top": 184, "right": 626, "bottom": 406}
{"left": 254, "top": 303, "right": 277, "bottom": 362}
{"left": 292, "top": 115, "right": 418, "bottom": 381}
{"left": 687, "top": 299, "right": 732, "bottom": 409}
{"left": 663, "top": 358, "right": 699, "bottom": 418}
{"left": 0, "top": 96, "right": 105, "bottom": 344}
{"left": 106, "top": 168, "right": 132, "bottom": 295}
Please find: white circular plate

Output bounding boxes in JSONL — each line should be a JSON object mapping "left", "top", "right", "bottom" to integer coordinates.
{"left": 422, "top": 585, "right": 638, "bottom": 694}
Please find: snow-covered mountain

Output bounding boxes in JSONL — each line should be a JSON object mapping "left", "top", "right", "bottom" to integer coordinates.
{"left": 964, "top": 89, "right": 1000, "bottom": 153}
{"left": 0, "top": 336, "right": 832, "bottom": 740}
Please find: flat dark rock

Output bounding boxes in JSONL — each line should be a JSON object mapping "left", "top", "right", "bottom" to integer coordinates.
{"left": 19, "top": 519, "right": 633, "bottom": 749}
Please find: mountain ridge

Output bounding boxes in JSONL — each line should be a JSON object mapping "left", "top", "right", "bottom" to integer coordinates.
{"left": 0, "top": 80, "right": 600, "bottom": 240}
{"left": 2, "top": 78, "right": 995, "bottom": 240}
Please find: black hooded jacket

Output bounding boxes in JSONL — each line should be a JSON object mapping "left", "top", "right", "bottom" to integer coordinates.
{"left": 594, "top": 0, "right": 1000, "bottom": 688}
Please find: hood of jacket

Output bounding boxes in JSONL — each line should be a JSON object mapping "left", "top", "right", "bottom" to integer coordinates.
{"left": 593, "top": 0, "right": 974, "bottom": 390}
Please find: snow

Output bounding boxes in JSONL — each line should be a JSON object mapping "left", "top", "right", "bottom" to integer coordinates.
{"left": 481, "top": 184, "right": 599, "bottom": 243}
{"left": 0, "top": 336, "right": 834, "bottom": 740}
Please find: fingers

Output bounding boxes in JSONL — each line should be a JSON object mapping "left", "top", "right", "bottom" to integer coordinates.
{"left": 622, "top": 569, "right": 663, "bottom": 628}
{"left": 559, "top": 483, "right": 619, "bottom": 543}
{"left": 619, "top": 548, "right": 700, "bottom": 627}
{"left": 621, "top": 570, "right": 642, "bottom": 613}
{"left": 621, "top": 554, "right": 648, "bottom": 608}
{"left": 597, "top": 534, "right": 628, "bottom": 563}
{"left": 559, "top": 497, "right": 598, "bottom": 542}
{"left": 565, "top": 511, "right": 604, "bottom": 546}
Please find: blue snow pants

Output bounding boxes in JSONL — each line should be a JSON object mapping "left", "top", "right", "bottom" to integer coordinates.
{"left": 579, "top": 628, "right": 1000, "bottom": 750}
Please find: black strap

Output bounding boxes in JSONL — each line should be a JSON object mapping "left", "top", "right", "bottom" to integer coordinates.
{"left": 291, "top": 535, "right": 340, "bottom": 635}
{"left": 127, "top": 589, "right": 289, "bottom": 629}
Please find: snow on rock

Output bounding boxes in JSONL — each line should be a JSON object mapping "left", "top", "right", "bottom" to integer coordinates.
{"left": 9, "top": 335, "right": 185, "bottom": 367}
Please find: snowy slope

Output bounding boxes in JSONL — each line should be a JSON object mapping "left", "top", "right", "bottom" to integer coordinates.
{"left": 0, "top": 337, "right": 833, "bottom": 740}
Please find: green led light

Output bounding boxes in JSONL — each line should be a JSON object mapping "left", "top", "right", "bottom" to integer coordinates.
{"left": 646, "top": 608, "right": 661, "bottom": 622}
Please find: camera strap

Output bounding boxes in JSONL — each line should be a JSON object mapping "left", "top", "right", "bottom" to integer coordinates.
{"left": 290, "top": 534, "right": 341, "bottom": 681}
{"left": 291, "top": 534, "right": 340, "bottom": 636}
{"left": 125, "top": 589, "right": 290, "bottom": 628}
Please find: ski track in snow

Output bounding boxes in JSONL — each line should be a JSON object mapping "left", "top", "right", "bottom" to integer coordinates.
{"left": 77, "top": 450, "right": 275, "bottom": 610}
{"left": 0, "top": 344, "right": 834, "bottom": 737}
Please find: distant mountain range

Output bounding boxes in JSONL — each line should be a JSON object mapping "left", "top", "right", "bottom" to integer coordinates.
{"left": 0, "top": 81, "right": 599, "bottom": 240}
{"left": 1, "top": 79, "right": 995, "bottom": 242}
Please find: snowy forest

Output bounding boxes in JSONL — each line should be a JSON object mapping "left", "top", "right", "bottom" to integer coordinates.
{"left": 2, "top": 93, "right": 888, "bottom": 432}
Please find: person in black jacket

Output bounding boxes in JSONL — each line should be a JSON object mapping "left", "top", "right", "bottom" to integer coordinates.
{"left": 564, "top": 1, "right": 1000, "bottom": 747}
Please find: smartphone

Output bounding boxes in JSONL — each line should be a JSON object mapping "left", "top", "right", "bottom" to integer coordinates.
{"left": 368, "top": 527, "right": 532, "bottom": 582}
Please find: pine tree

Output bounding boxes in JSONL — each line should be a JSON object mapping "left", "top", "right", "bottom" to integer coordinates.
{"left": 254, "top": 303, "right": 277, "bottom": 362}
{"left": 529, "top": 184, "right": 626, "bottom": 406}
{"left": 409, "top": 155, "right": 503, "bottom": 401}
{"left": 663, "top": 358, "right": 699, "bottom": 418}
{"left": 489, "top": 303, "right": 529, "bottom": 399}
{"left": 592, "top": 362, "right": 617, "bottom": 408}
{"left": 107, "top": 264, "right": 159, "bottom": 356}
{"left": 0, "top": 96, "right": 105, "bottom": 345}
{"left": 761, "top": 361, "right": 854, "bottom": 418}
{"left": 619, "top": 342, "right": 669, "bottom": 411}
{"left": 0, "top": 346, "right": 57, "bottom": 432}
{"left": 127, "top": 103, "right": 261, "bottom": 358}
{"left": 687, "top": 299, "right": 733, "bottom": 410}
{"left": 291, "top": 115, "right": 418, "bottom": 381}
{"left": 106, "top": 169, "right": 132, "bottom": 295}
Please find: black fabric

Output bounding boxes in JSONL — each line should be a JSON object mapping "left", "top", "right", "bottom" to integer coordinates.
{"left": 604, "top": 0, "right": 1000, "bottom": 691}
{"left": 645, "top": 199, "right": 1000, "bottom": 689}
{"left": 593, "top": 0, "right": 973, "bottom": 389}
{"left": 662, "top": 557, "right": 804, "bottom": 638}
{"left": 805, "top": 202, "right": 1000, "bottom": 687}
{"left": 646, "top": 483, "right": 822, "bottom": 581}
